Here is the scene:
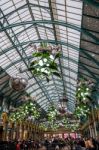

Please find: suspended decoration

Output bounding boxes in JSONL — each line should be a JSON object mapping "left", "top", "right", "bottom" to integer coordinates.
{"left": 68, "top": 123, "right": 80, "bottom": 132}
{"left": 58, "top": 95, "right": 68, "bottom": 115}
{"left": 46, "top": 105, "right": 59, "bottom": 130}
{"left": 9, "top": 77, "right": 28, "bottom": 91}
{"left": 47, "top": 105, "right": 57, "bottom": 122}
{"left": 9, "top": 71, "right": 28, "bottom": 91}
{"left": 74, "top": 79, "right": 97, "bottom": 125}
{"left": 76, "top": 79, "right": 96, "bottom": 107}
{"left": 59, "top": 117, "right": 68, "bottom": 128}
{"left": 47, "top": 105, "right": 69, "bottom": 131}
{"left": 42, "top": 118, "right": 79, "bottom": 131}
{"left": 21, "top": 94, "right": 36, "bottom": 102}
{"left": 39, "top": 123, "right": 48, "bottom": 131}
{"left": 38, "top": 103, "right": 80, "bottom": 131}
{"left": 31, "top": 42, "right": 61, "bottom": 54}
{"left": 29, "top": 42, "right": 61, "bottom": 82}
{"left": 40, "top": 106, "right": 80, "bottom": 131}
{"left": 49, "top": 122, "right": 59, "bottom": 131}
{"left": 9, "top": 101, "right": 40, "bottom": 122}
{"left": 63, "top": 118, "right": 68, "bottom": 126}
{"left": 74, "top": 103, "right": 90, "bottom": 119}
{"left": 39, "top": 121, "right": 59, "bottom": 131}
{"left": 76, "top": 79, "right": 91, "bottom": 104}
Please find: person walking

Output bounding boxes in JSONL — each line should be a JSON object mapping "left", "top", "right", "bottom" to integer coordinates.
{"left": 16, "top": 141, "right": 21, "bottom": 150}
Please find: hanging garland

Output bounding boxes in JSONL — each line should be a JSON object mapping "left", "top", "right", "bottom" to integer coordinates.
{"left": 47, "top": 106, "right": 72, "bottom": 131}
{"left": 68, "top": 123, "right": 80, "bottom": 132}
{"left": 9, "top": 101, "right": 40, "bottom": 122}
{"left": 74, "top": 103, "right": 90, "bottom": 119}
{"left": 39, "top": 123, "right": 48, "bottom": 131}
{"left": 76, "top": 79, "right": 91, "bottom": 104}
{"left": 29, "top": 42, "right": 61, "bottom": 82}
{"left": 49, "top": 122, "right": 59, "bottom": 131}
{"left": 47, "top": 105, "right": 57, "bottom": 122}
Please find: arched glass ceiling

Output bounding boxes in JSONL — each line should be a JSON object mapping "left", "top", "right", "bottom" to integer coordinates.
{"left": 0, "top": 0, "right": 83, "bottom": 112}
{"left": 79, "top": 2, "right": 99, "bottom": 88}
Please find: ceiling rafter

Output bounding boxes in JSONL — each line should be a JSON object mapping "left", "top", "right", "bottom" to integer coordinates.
{"left": 0, "top": 9, "right": 52, "bottom": 109}
{"left": 26, "top": 0, "right": 41, "bottom": 39}
{"left": 0, "top": 39, "right": 80, "bottom": 56}
{"left": 78, "top": 0, "right": 99, "bottom": 90}
{"left": 0, "top": 3, "right": 49, "bottom": 20}
{"left": 0, "top": 0, "right": 84, "bottom": 112}
{"left": 1, "top": 19, "right": 98, "bottom": 41}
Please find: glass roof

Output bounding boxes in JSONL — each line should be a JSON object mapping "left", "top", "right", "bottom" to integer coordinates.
{"left": 78, "top": 1, "right": 99, "bottom": 90}
{"left": 0, "top": 0, "right": 98, "bottom": 112}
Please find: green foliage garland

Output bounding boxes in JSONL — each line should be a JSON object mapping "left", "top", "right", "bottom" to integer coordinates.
{"left": 76, "top": 80, "right": 91, "bottom": 104}
{"left": 29, "top": 43, "right": 61, "bottom": 82}
{"left": 9, "top": 101, "right": 40, "bottom": 122}
{"left": 74, "top": 103, "right": 90, "bottom": 119}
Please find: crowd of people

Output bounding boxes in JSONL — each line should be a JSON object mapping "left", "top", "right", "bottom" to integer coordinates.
{"left": 0, "top": 136, "right": 99, "bottom": 150}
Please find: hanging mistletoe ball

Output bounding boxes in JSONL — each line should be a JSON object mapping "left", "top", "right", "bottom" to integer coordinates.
{"left": 29, "top": 43, "right": 61, "bottom": 82}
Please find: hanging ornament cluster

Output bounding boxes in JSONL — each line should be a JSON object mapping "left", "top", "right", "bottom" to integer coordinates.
{"left": 74, "top": 103, "right": 90, "bottom": 119}
{"left": 9, "top": 71, "right": 28, "bottom": 91}
{"left": 39, "top": 123, "right": 48, "bottom": 131}
{"left": 57, "top": 94, "right": 68, "bottom": 115}
{"left": 76, "top": 79, "right": 91, "bottom": 104}
{"left": 75, "top": 79, "right": 94, "bottom": 119}
{"left": 9, "top": 101, "right": 40, "bottom": 122}
{"left": 47, "top": 105, "right": 57, "bottom": 122}
{"left": 43, "top": 118, "right": 79, "bottom": 131}
{"left": 68, "top": 123, "right": 80, "bottom": 132}
{"left": 49, "top": 122, "right": 59, "bottom": 131}
{"left": 46, "top": 105, "right": 77, "bottom": 131}
{"left": 29, "top": 42, "right": 61, "bottom": 82}
{"left": 31, "top": 42, "right": 61, "bottom": 54}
